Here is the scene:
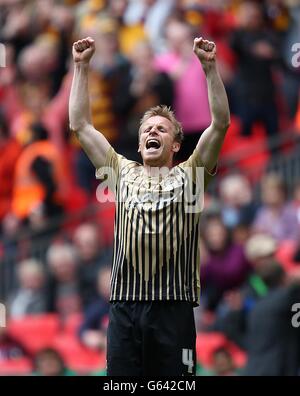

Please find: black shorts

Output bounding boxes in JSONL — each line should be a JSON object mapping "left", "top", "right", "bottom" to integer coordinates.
{"left": 107, "top": 300, "right": 196, "bottom": 376}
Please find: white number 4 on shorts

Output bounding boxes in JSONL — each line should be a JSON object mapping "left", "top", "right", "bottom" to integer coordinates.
{"left": 182, "top": 348, "right": 194, "bottom": 374}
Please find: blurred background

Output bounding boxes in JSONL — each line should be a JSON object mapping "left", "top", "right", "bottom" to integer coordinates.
{"left": 0, "top": 0, "right": 300, "bottom": 376}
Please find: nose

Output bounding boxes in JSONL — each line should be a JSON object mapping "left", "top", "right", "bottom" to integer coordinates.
{"left": 149, "top": 127, "right": 158, "bottom": 135}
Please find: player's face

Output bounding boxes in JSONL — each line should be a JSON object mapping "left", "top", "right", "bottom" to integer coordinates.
{"left": 138, "top": 116, "right": 180, "bottom": 166}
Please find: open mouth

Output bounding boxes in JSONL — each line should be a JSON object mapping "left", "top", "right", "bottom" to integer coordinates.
{"left": 146, "top": 139, "right": 161, "bottom": 151}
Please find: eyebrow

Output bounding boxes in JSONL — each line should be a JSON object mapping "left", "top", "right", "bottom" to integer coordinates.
{"left": 143, "top": 124, "right": 167, "bottom": 130}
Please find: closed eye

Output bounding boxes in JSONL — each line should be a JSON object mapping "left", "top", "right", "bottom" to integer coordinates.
{"left": 143, "top": 126, "right": 166, "bottom": 133}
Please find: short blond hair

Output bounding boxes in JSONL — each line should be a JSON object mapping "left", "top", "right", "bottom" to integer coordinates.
{"left": 139, "top": 105, "right": 184, "bottom": 143}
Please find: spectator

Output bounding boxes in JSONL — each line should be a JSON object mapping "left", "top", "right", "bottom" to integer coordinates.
{"left": 230, "top": 1, "right": 280, "bottom": 147}
{"left": 78, "top": 265, "right": 111, "bottom": 351}
{"left": 124, "top": 0, "right": 176, "bottom": 53}
{"left": 46, "top": 243, "right": 81, "bottom": 320}
{"left": 252, "top": 173, "right": 299, "bottom": 242}
{"left": 243, "top": 264, "right": 300, "bottom": 376}
{"left": 0, "top": 213, "right": 21, "bottom": 298}
{"left": 11, "top": 122, "right": 66, "bottom": 223}
{"left": 113, "top": 39, "right": 174, "bottom": 160}
{"left": 1, "top": 1, "right": 36, "bottom": 60}
{"left": 196, "top": 346, "right": 240, "bottom": 376}
{"left": 107, "top": 0, "right": 147, "bottom": 56}
{"left": 210, "top": 347, "right": 240, "bottom": 376}
{"left": 212, "top": 234, "right": 279, "bottom": 344}
{"left": 73, "top": 223, "right": 112, "bottom": 307}
{"left": 0, "top": 1, "right": 74, "bottom": 150}
{"left": 0, "top": 112, "right": 22, "bottom": 224}
{"left": 278, "top": 2, "right": 300, "bottom": 122}
{"left": 155, "top": 18, "right": 211, "bottom": 160}
{"left": 219, "top": 173, "right": 257, "bottom": 230}
{"left": 245, "top": 233, "right": 278, "bottom": 272}
{"left": 8, "top": 258, "right": 46, "bottom": 318}
{"left": 0, "top": 326, "right": 31, "bottom": 363}
{"left": 201, "top": 214, "right": 251, "bottom": 310}
{"left": 73, "top": 17, "right": 130, "bottom": 193}
{"left": 291, "top": 181, "right": 300, "bottom": 228}
{"left": 33, "top": 348, "right": 76, "bottom": 376}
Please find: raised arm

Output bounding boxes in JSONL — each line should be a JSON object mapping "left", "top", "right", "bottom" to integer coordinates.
{"left": 193, "top": 37, "right": 230, "bottom": 172}
{"left": 69, "top": 37, "right": 111, "bottom": 169}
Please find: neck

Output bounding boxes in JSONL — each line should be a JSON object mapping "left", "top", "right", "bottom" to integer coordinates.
{"left": 143, "top": 159, "right": 173, "bottom": 177}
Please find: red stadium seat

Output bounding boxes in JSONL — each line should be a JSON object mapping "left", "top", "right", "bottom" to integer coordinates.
{"left": 296, "top": 103, "right": 300, "bottom": 132}
{"left": 221, "top": 119, "right": 269, "bottom": 183}
{"left": 276, "top": 240, "right": 298, "bottom": 272}
{"left": 62, "top": 313, "right": 83, "bottom": 336}
{"left": 95, "top": 198, "right": 115, "bottom": 247}
{"left": 52, "top": 333, "right": 106, "bottom": 374}
{"left": 0, "top": 358, "right": 33, "bottom": 376}
{"left": 64, "top": 186, "right": 89, "bottom": 215}
{"left": 8, "top": 314, "right": 60, "bottom": 354}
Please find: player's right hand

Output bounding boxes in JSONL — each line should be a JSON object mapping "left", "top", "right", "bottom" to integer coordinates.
{"left": 72, "top": 37, "right": 95, "bottom": 64}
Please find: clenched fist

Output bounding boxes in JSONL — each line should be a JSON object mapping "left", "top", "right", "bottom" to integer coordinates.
{"left": 193, "top": 37, "right": 216, "bottom": 68}
{"left": 72, "top": 37, "right": 95, "bottom": 64}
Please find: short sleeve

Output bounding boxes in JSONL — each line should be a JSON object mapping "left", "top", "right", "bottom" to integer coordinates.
{"left": 95, "top": 147, "right": 122, "bottom": 193}
{"left": 179, "top": 148, "right": 217, "bottom": 190}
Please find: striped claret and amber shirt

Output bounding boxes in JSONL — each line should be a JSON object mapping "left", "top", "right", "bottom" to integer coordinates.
{"left": 96, "top": 147, "right": 215, "bottom": 306}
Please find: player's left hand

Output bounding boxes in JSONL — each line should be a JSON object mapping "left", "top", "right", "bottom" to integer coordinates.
{"left": 193, "top": 37, "right": 216, "bottom": 66}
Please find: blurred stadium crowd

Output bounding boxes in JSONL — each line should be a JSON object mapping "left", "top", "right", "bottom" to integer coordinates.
{"left": 0, "top": 0, "right": 300, "bottom": 376}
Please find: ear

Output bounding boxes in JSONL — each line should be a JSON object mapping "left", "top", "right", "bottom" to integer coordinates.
{"left": 172, "top": 142, "right": 180, "bottom": 153}
{"left": 138, "top": 142, "right": 141, "bottom": 153}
